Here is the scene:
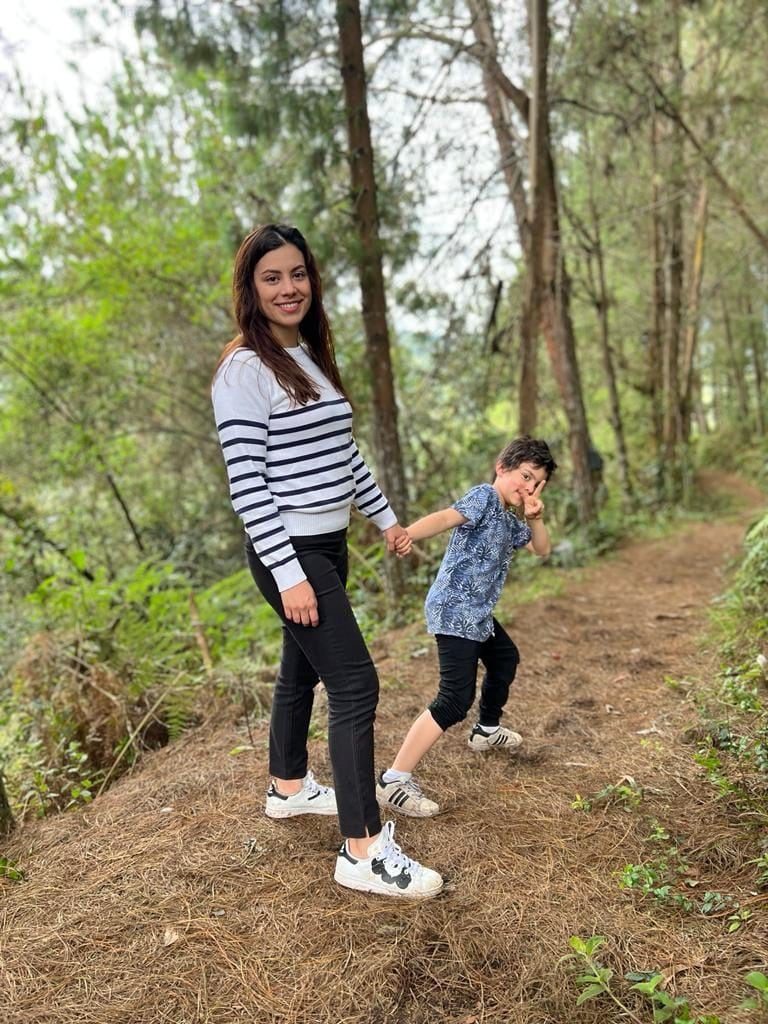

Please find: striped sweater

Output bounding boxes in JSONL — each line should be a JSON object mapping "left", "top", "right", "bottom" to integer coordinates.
{"left": 212, "top": 344, "right": 397, "bottom": 591}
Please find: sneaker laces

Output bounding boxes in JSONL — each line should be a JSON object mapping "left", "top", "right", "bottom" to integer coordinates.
{"left": 403, "top": 777, "right": 425, "bottom": 797}
{"left": 303, "top": 769, "right": 328, "bottom": 797}
{"left": 376, "top": 821, "right": 422, "bottom": 876}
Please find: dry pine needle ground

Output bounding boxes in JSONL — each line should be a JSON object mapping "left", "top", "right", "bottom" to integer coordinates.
{"left": 2, "top": 473, "right": 766, "bottom": 1024}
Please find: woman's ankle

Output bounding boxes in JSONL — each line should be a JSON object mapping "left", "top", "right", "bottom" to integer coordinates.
{"left": 272, "top": 777, "right": 303, "bottom": 797}
{"left": 347, "top": 834, "right": 377, "bottom": 859}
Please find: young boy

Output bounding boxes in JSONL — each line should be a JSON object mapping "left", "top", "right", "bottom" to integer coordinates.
{"left": 378, "top": 436, "right": 556, "bottom": 817}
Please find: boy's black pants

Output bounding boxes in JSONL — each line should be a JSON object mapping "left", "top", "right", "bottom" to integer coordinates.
{"left": 246, "top": 529, "right": 381, "bottom": 839}
{"left": 428, "top": 619, "right": 520, "bottom": 731}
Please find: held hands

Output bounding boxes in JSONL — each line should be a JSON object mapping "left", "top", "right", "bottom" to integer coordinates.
{"left": 523, "top": 479, "right": 547, "bottom": 521}
{"left": 281, "top": 579, "right": 319, "bottom": 627}
{"left": 383, "top": 523, "right": 413, "bottom": 558}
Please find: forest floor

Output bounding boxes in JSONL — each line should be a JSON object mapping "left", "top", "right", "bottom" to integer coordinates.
{"left": 2, "top": 472, "right": 767, "bottom": 1024}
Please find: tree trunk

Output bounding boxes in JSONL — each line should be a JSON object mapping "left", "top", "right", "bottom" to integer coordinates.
{"left": 588, "top": 191, "right": 633, "bottom": 505}
{"left": 661, "top": 4, "right": 685, "bottom": 498}
{"left": 649, "top": 112, "right": 666, "bottom": 459}
{"left": 745, "top": 295, "right": 766, "bottom": 437}
{"left": 0, "top": 771, "right": 14, "bottom": 836}
{"left": 529, "top": 0, "right": 595, "bottom": 522}
{"left": 468, "top": 0, "right": 536, "bottom": 432}
{"left": 470, "top": 0, "right": 595, "bottom": 522}
{"left": 335, "top": 0, "right": 407, "bottom": 601}
{"left": 681, "top": 182, "right": 709, "bottom": 439}
{"left": 722, "top": 294, "right": 750, "bottom": 425}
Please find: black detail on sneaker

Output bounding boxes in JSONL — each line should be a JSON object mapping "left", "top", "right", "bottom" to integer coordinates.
{"left": 391, "top": 788, "right": 410, "bottom": 808}
{"left": 338, "top": 843, "right": 359, "bottom": 865}
{"left": 372, "top": 857, "right": 412, "bottom": 890}
{"left": 267, "top": 783, "right": 289, "bottom": 801}
{"left": 307, "top": 791, "right": 320, "bottom": 800}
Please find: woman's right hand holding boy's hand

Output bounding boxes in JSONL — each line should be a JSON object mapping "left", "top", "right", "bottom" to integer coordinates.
{"left": 281, "top": 580, "right": 319, "bottom": 627}
{"left": 394, "top": 531, "right": 413, "bottom": 557}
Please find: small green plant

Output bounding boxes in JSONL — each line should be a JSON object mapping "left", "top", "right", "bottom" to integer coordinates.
{"left": 619, "top": 860, "right": 695, "bottom": 913}
{"left": 699, "top": 890, "right": 734, "bottom": 916}
{"left": 741, "top": 971, "right": 768, "bottom": 1012}
{"left": 22, "top": 740, "right": 100, "bottom": 817}
{"left": 563, "top": 935, "right": 720, "bottom": 1022}
{"left": 646, "top": 822, "right": 672, "bottom": 843}
{"left": 748, "top": 851, "right": 768, "bottom": 888}
{"left": 726, "top": 908, "right": 752, "bottom": 933}
{"left": 570, "top": 775, "right": 644, "bottom": 814}
{"left": 0, "top": 856, "right": 24, "bottom": 881}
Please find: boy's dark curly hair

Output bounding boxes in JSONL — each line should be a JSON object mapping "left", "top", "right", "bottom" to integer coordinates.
{"left": 497, "top": 436, "right": 557, "bottom": 479}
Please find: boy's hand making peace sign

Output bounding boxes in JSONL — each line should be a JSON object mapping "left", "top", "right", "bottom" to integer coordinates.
{"left": 523, "top": 478, "right": 547, "bottom": 521}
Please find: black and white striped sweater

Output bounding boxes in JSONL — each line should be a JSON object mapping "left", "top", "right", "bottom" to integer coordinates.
{"left": 212, "top": 344, "right": 397, "bottom": 591}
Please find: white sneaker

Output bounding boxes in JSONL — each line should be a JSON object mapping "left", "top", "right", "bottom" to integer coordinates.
{"left": 376, "top": 772, "right": 440, "bottom": 818}
{"left": 265, "top": 770, "right": 337, "bottom": 818}
{"left": 467, "top": 724, "right": 523, "bottom": 753}
{"left": 334, "top": 820, "right": 443, "bottom": 899}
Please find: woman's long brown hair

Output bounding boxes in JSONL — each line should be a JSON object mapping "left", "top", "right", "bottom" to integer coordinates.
{"left": 214, "top": 224, "right": 349, "bottom": 404}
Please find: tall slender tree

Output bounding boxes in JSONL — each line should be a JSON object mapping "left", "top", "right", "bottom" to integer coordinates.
{"left": 336, "top": 0, "right": 408, "bottom": 599}
{"left": 468, "top": 0, "right": 596, "bottom": 522}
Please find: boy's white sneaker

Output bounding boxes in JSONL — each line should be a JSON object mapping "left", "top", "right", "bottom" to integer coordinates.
{"left": 334, "top": 820, "right": 443, "bottom": 899}
{"left": 376, "top": 772, "right": 440, "bottom": 818}
{"left": 265, "top": 770, "right": 337, "bottom": 818}
{"left": 467, "top": 723, "right": 523, "bottom": 753}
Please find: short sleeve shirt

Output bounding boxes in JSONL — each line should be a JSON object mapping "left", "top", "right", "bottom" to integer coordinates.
{"left": 424, "top": 484, "right": 532, "bottom": 642}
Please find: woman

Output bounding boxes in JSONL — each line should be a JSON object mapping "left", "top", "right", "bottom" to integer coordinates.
{"left": 212, "top": 224, "right": 442, "bottom": 899}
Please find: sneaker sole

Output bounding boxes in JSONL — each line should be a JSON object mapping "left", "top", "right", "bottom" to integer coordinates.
{"left": 265, "top": 805, "right": 338, "bottom": 819}
{"left": 467, "top": 739, "right": 523, "bottom": 753}
{"left": 375, "top": 794, "right": 440, "bottom": 818}
{"left": 334, "top": 872, "right": 443, "bottom": 899}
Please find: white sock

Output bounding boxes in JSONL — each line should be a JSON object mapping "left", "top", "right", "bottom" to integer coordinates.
{"left": 382, "top": 768, "right": 412, "bottom": 784}
{"left": 478, "top": 724, "right": 500, "bottom": 735}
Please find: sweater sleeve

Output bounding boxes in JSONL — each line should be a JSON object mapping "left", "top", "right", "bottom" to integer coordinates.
{"left": 212, "top": 356, "right": 307, "bottom": 592}
{"left": 349, "top": 437, "right": 398, "bottom": 531}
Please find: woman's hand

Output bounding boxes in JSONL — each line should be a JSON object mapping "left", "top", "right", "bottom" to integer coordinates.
{"left": 383, "top": 523, "right": 412, "bottom": 557}
{"left": 523, "top": 479, "right": 546, "bottom": 521}
{"left": 281, "top": 580, "right": 319, "bottom": 627}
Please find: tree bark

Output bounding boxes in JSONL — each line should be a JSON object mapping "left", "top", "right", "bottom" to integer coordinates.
{"left": 681, "top": 182, "right": 709, "bottom": 439}
{"left": 0, "top": 771, "right": 14, "bottom": 836}
{"left": 649, "top": 112, "right": 666, "bottom": 457}
{"left": 469, "top": 0, "right": 595, "bottom": 522}
{"left": 722, "top": 293, "right": 750, "bottom": 424}
{"left": 660, "top": 4, "right": 685, "bottom": 498}
{"left": 586, "top": 183, "right": 633, "bottom": 505}
{"left": 746, "top": 296, "right": 766, "bottom": 436}
{"left": 335, "top": 0, "right": 408, "bottom": 601}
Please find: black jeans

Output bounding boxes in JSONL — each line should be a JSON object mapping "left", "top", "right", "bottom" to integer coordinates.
{"left": 428, "top": 618, "right": 520, "bottom": 731}
{"left": 246, "top": 530, "right": 381, "bottom": 839}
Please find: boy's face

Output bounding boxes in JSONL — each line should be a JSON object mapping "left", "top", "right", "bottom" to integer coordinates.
{"left": 494, "top": 460, "right": 548, "bottom": 509}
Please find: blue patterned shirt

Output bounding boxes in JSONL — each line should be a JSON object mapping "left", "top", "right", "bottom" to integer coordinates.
{"left": 424, "top": 484, "right": 532, "bottom": 642}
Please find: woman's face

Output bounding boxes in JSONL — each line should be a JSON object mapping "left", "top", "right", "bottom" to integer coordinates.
{"left": 253, "top": 243, "right": 312, "bottom": 346}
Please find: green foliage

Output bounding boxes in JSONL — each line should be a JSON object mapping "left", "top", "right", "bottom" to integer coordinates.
{"left": 740, "top": 972, "right": 768, "bottom": 1012}
{"left": 618, "top": 847, "right": 746, "bottom": 922}
{"left": 689, "top": 510, "right": 768, "bottom": 817}
{"left": 0, "top": 857, "right": 25, "bottom": 882}
{"left": 0, "top": 557, "right": 286, "bottom": 819}
{"left": 564, "top": 935, "right": 721, "bottom": 1022}
{"left": 571, "top": 775, "right": 644, "bottom": 814}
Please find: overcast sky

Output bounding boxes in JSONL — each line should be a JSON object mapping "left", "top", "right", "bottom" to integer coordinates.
{"left": 3, "top": 3, "right": 131, "bottom": 113}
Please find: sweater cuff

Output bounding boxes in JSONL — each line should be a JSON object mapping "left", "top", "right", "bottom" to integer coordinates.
{"left": 370, "top": 506, "right": 398, "bottom": 531}
{"left": 271, "top": 558, "right": 308, "bottom": 593}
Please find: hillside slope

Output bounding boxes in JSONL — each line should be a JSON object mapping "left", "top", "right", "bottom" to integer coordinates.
{"left": 2, "top": 476, "right": 766, "bottom": 1024}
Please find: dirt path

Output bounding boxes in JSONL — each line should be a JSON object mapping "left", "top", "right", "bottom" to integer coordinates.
{"left": 2, "top": 478, "right": 765, "bottom": 1024}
